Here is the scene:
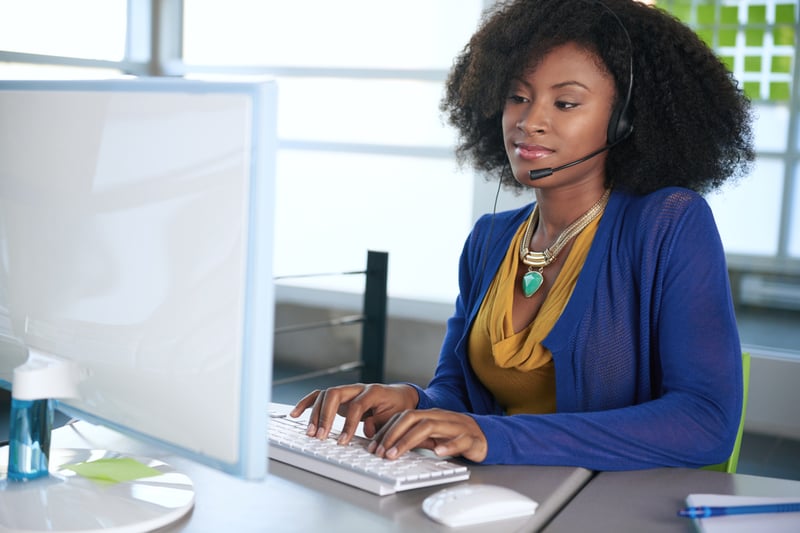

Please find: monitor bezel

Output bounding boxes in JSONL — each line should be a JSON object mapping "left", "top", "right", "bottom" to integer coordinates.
{"left": 0, "top": 78, "right": 277, "bottom": 480}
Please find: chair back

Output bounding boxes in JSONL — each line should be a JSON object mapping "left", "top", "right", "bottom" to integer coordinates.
{"left": 703, "top": 351, "right": 751, "bottom": 473}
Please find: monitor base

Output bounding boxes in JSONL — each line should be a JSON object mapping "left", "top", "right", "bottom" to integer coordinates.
{"left": 0, "top": 447, "right": 194, "bottom": 532}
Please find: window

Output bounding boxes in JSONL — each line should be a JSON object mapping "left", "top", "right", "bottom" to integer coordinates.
{"left": 665, "top": 2, "right": 800, "bottom": 336}
{"left": 664, "top": 0, "right": 795, "bottom": 101}
{"left": 180, "top": 0, "right": 488, "bottom": 306}
{"left": 183, "top": 0, "right": 480, "bottom": 70}
{"left": 1, "top": 0, "right": 798, "bottom": 314}
{"left": 0, "top": 0, "right": 145, "bottom": 77}
{"left": 661, "top": 1, "right": 799, "bottom": 274}
{"left": 0, "top": 0, "right": 127, "bottom": 61}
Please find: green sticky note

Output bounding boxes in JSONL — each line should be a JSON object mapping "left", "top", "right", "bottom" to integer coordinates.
{"left": 62, "top": 457, "right": 162, "bottom": 486}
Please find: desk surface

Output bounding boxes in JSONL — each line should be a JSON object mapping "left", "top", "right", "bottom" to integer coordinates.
{"left": 544, "top": 468, "right": 800, "bottom": 532}
{"left": 12, "top": 420, "right": 800, "bottom": 532}
{"left": 44, "top": 420, "right": 593, "bottom": 533}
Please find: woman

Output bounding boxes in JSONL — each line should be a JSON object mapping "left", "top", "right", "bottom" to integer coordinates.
{"left": 291, "top": 0, "right": 754, "bottom": 470}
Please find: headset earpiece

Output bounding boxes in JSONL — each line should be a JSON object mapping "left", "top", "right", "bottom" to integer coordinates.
{"left": 607, "top": 101, "right": 633, "bottom": 145}
{"left": 600, "top": 0, "right": 634, "bottom": 146}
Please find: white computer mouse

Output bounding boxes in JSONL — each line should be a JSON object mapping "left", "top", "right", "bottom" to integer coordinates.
{"left": 421, "top": 483, "right": 538, "bottom": 528}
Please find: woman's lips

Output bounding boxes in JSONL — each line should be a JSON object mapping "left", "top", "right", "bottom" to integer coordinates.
{"left": 515, "top": 143, "right": 554, "bottom": 161}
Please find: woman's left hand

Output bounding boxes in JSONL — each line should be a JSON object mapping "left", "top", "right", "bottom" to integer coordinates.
{"left": 366, "top": 408, "right": 488, "bottom": 463}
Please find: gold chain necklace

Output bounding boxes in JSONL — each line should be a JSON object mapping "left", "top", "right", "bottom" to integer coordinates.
{"left": 519, "top": 189, "right": 610, "bottom": 298}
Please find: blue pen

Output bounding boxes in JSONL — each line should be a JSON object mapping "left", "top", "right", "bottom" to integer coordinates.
{"left": 678, "top": 502, "right": 800, "bottom": 518}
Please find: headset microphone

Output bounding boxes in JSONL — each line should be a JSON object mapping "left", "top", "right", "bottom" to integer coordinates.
{"left": 529, "top": 142, "right": 616, "bottom": 181}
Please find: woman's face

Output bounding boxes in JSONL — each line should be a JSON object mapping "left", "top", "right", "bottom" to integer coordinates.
{"left": 502, "top": 42, "right": 616, "bottom": 188}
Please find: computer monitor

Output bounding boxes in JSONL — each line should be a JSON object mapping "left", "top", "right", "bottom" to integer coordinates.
{"left": 0, "top": 78, "right": 277, "bottom": 531}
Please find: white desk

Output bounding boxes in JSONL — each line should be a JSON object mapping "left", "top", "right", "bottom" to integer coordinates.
{"left": 16, "top": 420, "right": 800, "bottom": 532}
{"left": 40, "top": 420, "right": 593, "bottom": 532}
{"left": 543, "top": 467, "right": 800, "bottom": 532}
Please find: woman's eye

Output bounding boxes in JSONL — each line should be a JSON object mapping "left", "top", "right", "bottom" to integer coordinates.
{"left": 556, "top": 100, "right": 578, "bottom": 110}
{"left": 507, "top": 94, "right": 528, "bottom": 103}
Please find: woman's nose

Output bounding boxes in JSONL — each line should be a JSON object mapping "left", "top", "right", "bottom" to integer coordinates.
{"left": 516, "top": 104, "right": 548, "bottom": 135}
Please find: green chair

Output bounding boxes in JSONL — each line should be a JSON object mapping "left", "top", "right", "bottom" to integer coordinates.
{"left": 703, "top": 351, "right": 751, "bottom": 473}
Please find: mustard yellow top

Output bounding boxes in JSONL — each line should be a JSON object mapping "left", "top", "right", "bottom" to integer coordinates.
{"left": 467, "top": 212, "right": 602, "bottom": 415}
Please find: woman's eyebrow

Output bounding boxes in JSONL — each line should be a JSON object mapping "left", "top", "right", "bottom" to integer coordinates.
{"left": 551, "top": 80, "right": 590, "bottom": 91}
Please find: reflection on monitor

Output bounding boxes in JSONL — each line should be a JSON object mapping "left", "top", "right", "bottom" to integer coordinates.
{"left": 0, "top": 78, "right": 277, "bottom": 531}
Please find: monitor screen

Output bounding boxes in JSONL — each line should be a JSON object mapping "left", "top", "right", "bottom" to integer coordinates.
{"left": 0, "top": 78, "right": 277, "bottom": 481}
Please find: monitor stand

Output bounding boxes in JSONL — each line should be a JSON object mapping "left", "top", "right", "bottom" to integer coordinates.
{"left": 0, "top": 447, "right": 195, "bottom": 532}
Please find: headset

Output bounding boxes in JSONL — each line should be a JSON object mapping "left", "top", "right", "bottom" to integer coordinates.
{"left": 529, "top": 0, "right": 634, "bottom": 181}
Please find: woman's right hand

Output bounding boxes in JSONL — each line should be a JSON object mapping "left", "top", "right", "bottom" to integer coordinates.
{"left": 290, "top": 383, "right": 419, "bottom": 446}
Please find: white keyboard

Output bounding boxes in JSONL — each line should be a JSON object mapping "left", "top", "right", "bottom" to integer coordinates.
{"left": 268, "top": 414, "right": 470, "bottom": 496}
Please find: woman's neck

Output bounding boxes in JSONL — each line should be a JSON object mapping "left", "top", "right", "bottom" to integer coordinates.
{"left": 533, "top": 185, "right": 608, "bottom": 243}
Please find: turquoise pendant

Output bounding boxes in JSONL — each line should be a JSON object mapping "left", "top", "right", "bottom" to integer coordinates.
{"left": 522, "top": 270, "right": 544, "bottom": 298}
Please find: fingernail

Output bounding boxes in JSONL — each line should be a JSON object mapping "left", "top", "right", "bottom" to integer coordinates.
{"left": 367, "top": 440, "right": 377, "bottom": 453}
{"left": 316, "top": 427, "right": 326, "bottom": 438}
{"left": 306, "top": 423, "right": 316, "bottom": 436}
{"left": 386, "top": 447, "right": 398, "bottom": 459}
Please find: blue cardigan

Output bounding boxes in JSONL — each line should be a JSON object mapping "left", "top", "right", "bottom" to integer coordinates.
{"left": 411, "top": 187, "right": 742, "bottom": 470}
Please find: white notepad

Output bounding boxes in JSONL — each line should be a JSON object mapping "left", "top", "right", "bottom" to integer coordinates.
{"left": 685, "top": 494, "right": 800, "bottom": 533}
